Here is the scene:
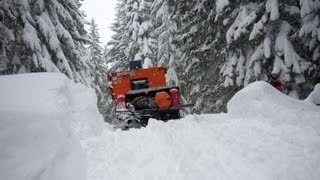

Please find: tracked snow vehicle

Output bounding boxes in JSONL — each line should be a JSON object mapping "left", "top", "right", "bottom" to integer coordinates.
{"left": 107, "top": 60, "right": 193, "bottom": 130}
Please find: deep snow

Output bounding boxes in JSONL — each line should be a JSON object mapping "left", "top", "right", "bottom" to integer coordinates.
{"left": 0, "top": 73, "right": 104, "bottom": 180}
{"left": 0, "top": 73, "right": 319, "bottom": 180}
{"left": 85, "top": 82, "right": 320, "bottom": 180}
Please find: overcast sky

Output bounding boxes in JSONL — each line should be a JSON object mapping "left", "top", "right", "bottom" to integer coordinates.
{"left": 81, "top": 0, "right": 118, "bottom": 46}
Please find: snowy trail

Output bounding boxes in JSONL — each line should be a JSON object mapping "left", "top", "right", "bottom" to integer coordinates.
{"left": 83, "top": 114, "right": 320, "bottom": 180}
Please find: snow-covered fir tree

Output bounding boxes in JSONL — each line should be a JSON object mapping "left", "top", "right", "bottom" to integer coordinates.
{"left": 0, "top": 0, "right": 92, "bottom": 85}
{"left": 300, "top": 0, "right": 320, "bottom": 62}
{"left": 87, "top": 18, "right": 109, "bottom": 119}
{"left": 151, "top": 0, "right": 179, "bottom": 86}
{"left": 104, "top": 0, "right": 131, "bottom": 122}
{"left": 219, "top": 0, "right": 319, "bottom": 98}
{"left": 173, "top": 0, "right": 236, "bottom": 113}
{"left": 299, "top": 0, "right": 320, "bottom": 92}
{"left": 88, "top": 19, "right": 103, "bottom": 87}
{"left": 107, "top": 0, "right": 128, "bottom": 71}
{"left": 124, "top": 0, "right": 157, "bottom": 67}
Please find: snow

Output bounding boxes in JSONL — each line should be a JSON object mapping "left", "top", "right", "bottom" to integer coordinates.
{"left": 84, "top": 81, "right": 320, "bottom": 180}
{"left": 38, "top": 45, "right": 60, "bottom": 73}
{"left": 299, "top": 0, "right": 320, "bottom": 61}
{"left": 0, "top": 21, "right": 15, "bottom": 41}
{"left": 249, "top": 42, "right": 264, "bottom": 75}
{"left": 226, "top": 4, "right": 259, "bottom": 44}
{"left": 313, "top": 46, "right": 320, "bottom": 61}
{"left": 216, "top": 0, "right": 229, "bottom": 13}
{"left": 1, "top": 73, "right": 320, "bottom": 180}
{"left": 236, "top": 54, "right": 245, "bottom": 86}
{"left": 285, "top": 5, "right": 300, "bottom": 15}
{"left": 249, "top": 15, "right": 268, "bottom": 40}
{"left": 0, "top": 73, "right": 104, "bottom": 180}
{"left": 266, "top": 0, "right": 279, "bottom": 21}
{"left": 306, "top": 83, "right": 320, "bottom": 105}
{"left": 220, "top": 53, "right": 237, "bottom": 86}
{"left": 22, "top": 22, "right": 41, "bottom": 51}
{"left": 263, "top": 37, "right": 271, "bottom": 58}
{"left": 234, "top": 11, "right": 257, "bottom": 41}
{"left": 274, "top": 21, "right": 310, "bottom": 83}
{"left": 221, "top": 52, "right": 248, "bottom": 87}
{"left": 139, "top": 21, "right": 151, "bottom": 36}
{"left": 215, "top": 0, "right": 230, "bottom": 21}
{"left": 36, "top": 12, "right": 60, "bottom": 51}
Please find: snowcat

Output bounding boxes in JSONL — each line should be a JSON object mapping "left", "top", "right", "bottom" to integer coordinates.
{"left": 107, "top": 60, "right": 193, "bottom": 130}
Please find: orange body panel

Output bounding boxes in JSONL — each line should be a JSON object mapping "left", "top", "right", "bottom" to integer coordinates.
{"left": 155, "top": 91, "right": 172, "bottom": 108}
{"left": 108, "top": 67, "right": 167, "bottom": 99}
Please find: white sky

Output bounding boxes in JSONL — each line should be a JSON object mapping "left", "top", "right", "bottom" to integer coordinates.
{"left": 81, "top": 0, "right": 118, "bottom": 46}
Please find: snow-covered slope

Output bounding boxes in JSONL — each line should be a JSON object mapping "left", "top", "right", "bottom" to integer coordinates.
{"left": 306, "top": 83, "right": 320, "bottom": 105}
{"left": 1, "top": 74, "right": 319, "bottom": 180}
{"left": 0, "top": 73, "right": 104, "bottom": 180}
{"left": 84, "top": 81, "right": 320, "bottom": 180}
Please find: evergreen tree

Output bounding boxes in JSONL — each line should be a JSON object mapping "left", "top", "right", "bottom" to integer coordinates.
{"left": 220, "top": 0, "right": 319, "bottom": 99}
{"left": 107, "top": 0, "right": 128, "bottom": 71}
{"left": 173, "top": 0, "right": 234, "bottom": 113}
{"left": 151, "top": 0, "right": 179, "bottom": 86}
{"left": 0, "top": 0, "right": 91, "bottom": 85}
{"left": 299, "top": 0, "right": 320, "bottom": 93}
{"left": 299, "top": 0, "right": 320, "bottom": 61}
{"left": 87, "top": 19, "right": 109, "bottom": 120}
{"left": 124, "top": 0, "right": 157, "bottom": 67}
{"left": 104, "top": 0, "right": 132, "bottom": 123}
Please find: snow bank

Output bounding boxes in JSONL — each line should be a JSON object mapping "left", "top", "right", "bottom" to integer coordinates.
{"left": 0, "top": 73, "right": 104, "bottom": 180}
{"left": 227, "top": 81, "right": 320, "bottom": 125}
{"left": 306, "top": 83, "right": 320, "bottom": 105}
{"left": 85, "top": 81, "right": 320, "bottom": 180}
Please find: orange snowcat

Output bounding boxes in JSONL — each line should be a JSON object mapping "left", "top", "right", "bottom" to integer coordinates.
{"left": 107, "top": 60, "right": 193, "bottom": 130}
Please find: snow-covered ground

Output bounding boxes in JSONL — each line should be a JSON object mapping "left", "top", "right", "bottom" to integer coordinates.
{"left": 1, "top": 73, "right": 319, "bottom": 180}
{"left": 0, "top": 73, "right": 104, "bottom": 180}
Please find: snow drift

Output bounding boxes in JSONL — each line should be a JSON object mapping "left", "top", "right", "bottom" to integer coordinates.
{"left": 85, "top": 81, "right": 320, "bottom": 180}
{"left": 228, "top": 81, "right": 320, "bottom": 128}
{"left": 0, "top": 73, "right": 104, "bottom": 180}
{"left": 306, "top": 83, "right": 320, "bottom": 105}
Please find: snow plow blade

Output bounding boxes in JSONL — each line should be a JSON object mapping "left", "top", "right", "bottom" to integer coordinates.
{"left": 114, "top": 104, "right": 194, "bottom": 130}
